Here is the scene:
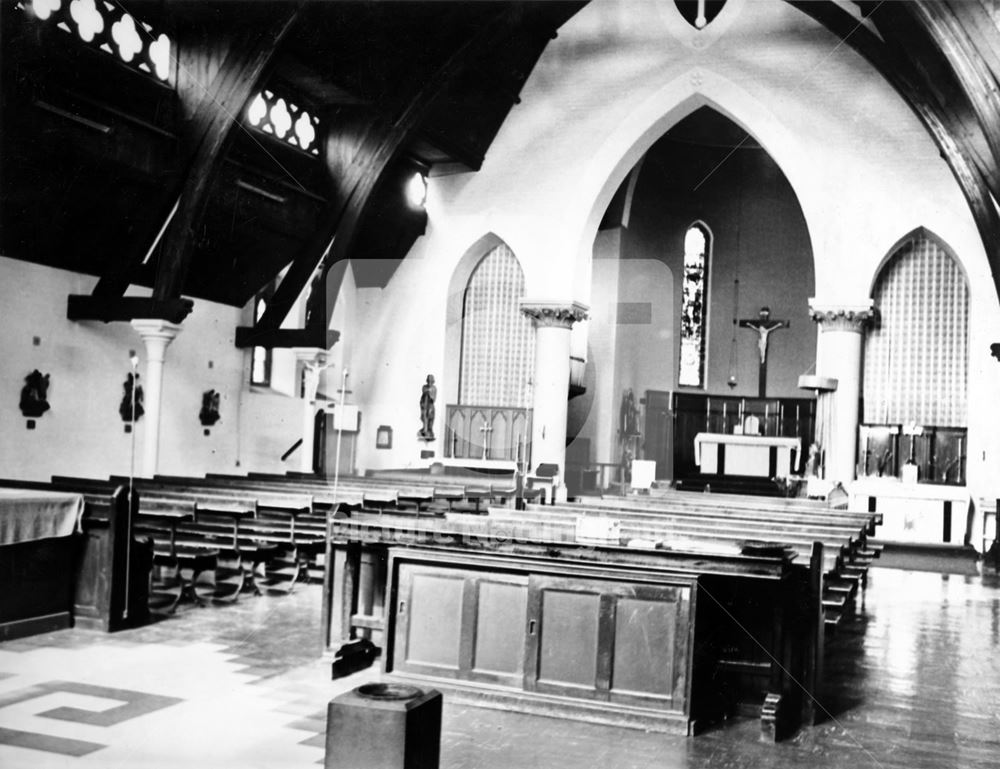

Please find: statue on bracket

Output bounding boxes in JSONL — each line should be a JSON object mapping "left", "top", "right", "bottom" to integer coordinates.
{"left": 200, "top": 389, "right": 221, "bottom": 426}
{"left": 418, "top": 374, "right": 437, "bottom": 441}
{"left": 119, "top": 372, "right": 144, "bottom": 423}
{"left": 20, "top": 369, "right": 51, "bottom": 418}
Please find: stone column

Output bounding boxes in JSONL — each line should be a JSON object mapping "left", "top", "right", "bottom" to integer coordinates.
{"left": 293, "top": 348, "right": 331, "bottom": 474}
{"left": 808, "top": 302, "right": 874, "bottom": 485}
{"left": 520, "top": 300, "right": 589, "bottom": 493}
{"left": 130, "top": 319, "right": 182, "bottom": 477}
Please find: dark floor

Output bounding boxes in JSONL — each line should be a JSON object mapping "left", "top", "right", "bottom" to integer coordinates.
{"left": 2, "top": 565, "right": 999, "bottom": 768}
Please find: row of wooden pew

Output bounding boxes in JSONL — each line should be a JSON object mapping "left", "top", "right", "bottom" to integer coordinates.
{"left": 30, "top": 471, "right": 527, "bottom": 614}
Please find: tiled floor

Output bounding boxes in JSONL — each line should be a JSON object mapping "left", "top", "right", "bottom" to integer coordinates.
{"left": 2, "top": 567, "right": 999, "bottom": 769}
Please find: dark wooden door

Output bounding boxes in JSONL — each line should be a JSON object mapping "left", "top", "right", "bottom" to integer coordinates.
{"left": 644, "top": 390, "right": 673, "bottom": 480}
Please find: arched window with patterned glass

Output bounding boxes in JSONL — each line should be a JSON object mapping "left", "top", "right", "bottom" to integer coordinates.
{"left": 679, "top": 222, "right": 711, "bottom": 388}
{"left": 861, "top": 230, "right": 969, "bottom": 483}
{"left": 446, "top": 243, "right": 535, "bottom": 462}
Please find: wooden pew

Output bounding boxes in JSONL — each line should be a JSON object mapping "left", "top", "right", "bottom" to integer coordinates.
{"left": 120, "top": 478, "right": 322, "bottom": 593}
{"left": 484, "top": 506, "right": 856, "bottom": 575}
{"left": 56, "top": 476, "right": 294, "bottom": 603}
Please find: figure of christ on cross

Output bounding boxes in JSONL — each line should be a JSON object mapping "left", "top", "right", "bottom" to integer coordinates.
{"left": 739, "top": 306, "right": 789, "bottom": 398}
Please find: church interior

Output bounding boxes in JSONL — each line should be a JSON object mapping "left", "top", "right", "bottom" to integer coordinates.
{"left": 3, "top": 0, "right": 1000, "bottom": 767}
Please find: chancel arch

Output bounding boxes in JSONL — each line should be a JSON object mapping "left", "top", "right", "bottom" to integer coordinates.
{"left": 444, "top": 237, "right": 535, "bottom": 463}
{"left": 565, "top": 76, "right": 818, "bottom": 301}
{"left": 861, "top": 229, "right": 970, "bottom": 484}
{"left": 578, "top": 105, "right": 815, "bottom": 487}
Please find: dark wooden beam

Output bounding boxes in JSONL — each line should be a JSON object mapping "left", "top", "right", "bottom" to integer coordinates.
{"left": 234, "top": 327, "right": 340, "bottom": 350}
{"left": 151, "top": 6, "right": 303, "bottom": 303}
{"left": 247, "top": 6, "right": 533, "bottom": 342}
{"left": 906, "top": 2, "right": 1000, "bottom": 201}
{"left": 67, "top": 296, "right": 193, "bottom": 324}
{"left": 88, "top": 3, "right": 304, "bottom": 308}
{"left": 787, "top": 1, "right": 1000, "bottom": 300}
{"left": 864, "top": 2, "right": 1000, "bottom": 200}
{"left": 946, "top": 0, "right": 1000, "bottom": 91}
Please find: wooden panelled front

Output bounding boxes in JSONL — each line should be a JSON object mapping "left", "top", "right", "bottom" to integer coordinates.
{"left": 389, "top": 555, "right": 694, "bottom": 717}
{"left": 526, "top": 577, "right": 690, "bottom": 709}
{"left": 444, "top": 405, "right": 532, "bottom": 463}
{"left": 393, "top": 564, "right": 529, "bottom": 688}
{"left": 673, "top": 393, "right": 815, "bottom": 479}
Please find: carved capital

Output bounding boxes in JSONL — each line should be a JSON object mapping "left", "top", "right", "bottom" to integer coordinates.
{"left": 520, "top": 299, "right": 589, "bottom": 329}
{"left": 808, "top": 302, "right": 874, "bottom": 333}
{"left": 130, "top": 319, "right": 182, "bottom": 363}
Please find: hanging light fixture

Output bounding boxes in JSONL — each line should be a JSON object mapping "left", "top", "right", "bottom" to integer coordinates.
{"left": 727, "top": 279, "right": 739, "bottom": 388}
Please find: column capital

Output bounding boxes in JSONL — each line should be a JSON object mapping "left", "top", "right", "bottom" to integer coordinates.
{"left": 130, "top": 319, "right": 182, "bottom": 363}
{"left": 520, "top": 299, "right": 589, "bottom": 328}
{"left": 808, "top": 301, "right": 874, "bottom": 333}
{"left": 130, "top": 318, "right": 183, "bottom": 341}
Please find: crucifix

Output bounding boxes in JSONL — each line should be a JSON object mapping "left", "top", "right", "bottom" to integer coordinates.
{"left": 739, "top": 306, "right": 789, "bottom": 398}
{"left": 479, "top": 423, "right": 494, "bottom": 460}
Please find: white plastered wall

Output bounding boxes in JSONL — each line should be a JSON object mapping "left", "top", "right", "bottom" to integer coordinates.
{"left": 0, "top": 256, "right": 305, "bottom": 480}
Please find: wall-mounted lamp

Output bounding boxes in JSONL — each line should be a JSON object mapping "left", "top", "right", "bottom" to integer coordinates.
{"left": 405, "top": 171, "right": 428, "bottom": 209}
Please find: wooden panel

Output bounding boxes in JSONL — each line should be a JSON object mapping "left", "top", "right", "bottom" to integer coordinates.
{"left": 471, "top": 579, "right": 528, "bottom": 680}
{"left": 444, "top": 404, "right": 532, "bottom": 462}
{"left": 0, "top": 538, "right": 76, "bottom": 641}
{"left": 399, "top": 569, "right": 465, "bottom": 674}
{"left": 536, "top": 587, "right": 601, "bottom": 691}
{"left": 644, "top": 390, "right": 673, "bottom": 480}
{"left": 612, "top": 596, "right": 677, "bottom": 697}
{"left": 384, "top": 550, "right": 706, "bottom": 728}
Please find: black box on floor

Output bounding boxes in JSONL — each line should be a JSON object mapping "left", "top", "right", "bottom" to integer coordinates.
{"left": 325, "top": 683, "right": 441, "bottom": 769}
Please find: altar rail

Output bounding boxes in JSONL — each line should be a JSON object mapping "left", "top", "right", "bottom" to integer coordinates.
{"left": 444, "top": 404, "right": 532, "bottom": 463}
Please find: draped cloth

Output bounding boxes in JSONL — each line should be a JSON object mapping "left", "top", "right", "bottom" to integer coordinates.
{"left": 0, "top": 488, "right": 85, "bottom": 545}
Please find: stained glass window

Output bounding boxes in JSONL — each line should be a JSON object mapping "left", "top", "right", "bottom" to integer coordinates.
{"left": 679, "top": 223, "right": 710, "bottom": 388}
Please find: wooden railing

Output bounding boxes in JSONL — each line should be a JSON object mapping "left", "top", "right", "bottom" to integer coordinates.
{"left": 444, "top": 405, "right": 532, "bottom": 464}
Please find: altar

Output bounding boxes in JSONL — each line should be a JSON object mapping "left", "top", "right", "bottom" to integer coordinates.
{"left": 694, "top": 433, "right": 801, "bottom": 478}
{"left": 849, "top": 478, "right": 973, "bottom": 548}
